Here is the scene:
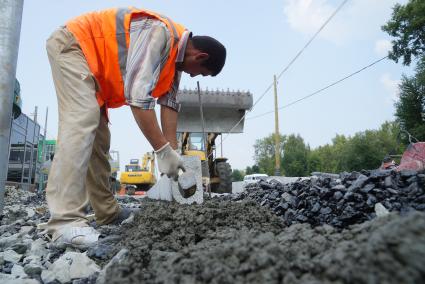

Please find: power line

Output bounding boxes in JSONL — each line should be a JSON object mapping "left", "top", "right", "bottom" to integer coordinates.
{"left": 216, "top": 0, "right": 350, "bottom": 147}
{"left": 247, "top": 56, "right": 389, "bottom": 120}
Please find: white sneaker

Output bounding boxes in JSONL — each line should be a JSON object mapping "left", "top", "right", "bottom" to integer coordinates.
{"left": 53, "top": 226, "right": 101, "bottom": 249}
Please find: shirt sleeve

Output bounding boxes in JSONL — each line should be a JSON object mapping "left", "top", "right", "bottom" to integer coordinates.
{"left": 157, "top": 70, "right": 182, "bottom": 112}
{"left": 124, "top": 20, "right": 169, "bottom": 109}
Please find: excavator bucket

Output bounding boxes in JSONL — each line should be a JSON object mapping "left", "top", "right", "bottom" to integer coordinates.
{"left": 176, "top": 89, "right": 253, "bottom": 133}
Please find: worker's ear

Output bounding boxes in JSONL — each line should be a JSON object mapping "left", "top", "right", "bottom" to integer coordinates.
{"left": 194, "top": 52, "right": 209, "bottom": 62}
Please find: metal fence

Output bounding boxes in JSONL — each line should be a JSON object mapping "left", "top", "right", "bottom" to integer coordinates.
{"left": 7, "top": 113, "right": 42, "bottom": 191}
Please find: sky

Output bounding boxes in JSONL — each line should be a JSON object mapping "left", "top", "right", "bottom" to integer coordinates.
{"left": 16, "top": 0, "right": 413, "bottom": 173}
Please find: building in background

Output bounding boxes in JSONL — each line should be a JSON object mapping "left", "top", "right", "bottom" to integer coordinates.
{"left": 6, "top": 79, "right": 44, "bottom": 191}
{"left": 38, "top": 140, "right": 56, "bottom": 162}
{"left": 7, "top": 113, "right": 42, "bottom": 190}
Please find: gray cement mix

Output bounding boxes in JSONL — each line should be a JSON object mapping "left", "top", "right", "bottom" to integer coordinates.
{"left": 103, "top": 198, "right": 425, "bottom": 284}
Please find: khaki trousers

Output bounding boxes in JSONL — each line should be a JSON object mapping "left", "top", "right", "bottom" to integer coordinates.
{"left": 45, "top": 27, "right": 120, "bottom": 239}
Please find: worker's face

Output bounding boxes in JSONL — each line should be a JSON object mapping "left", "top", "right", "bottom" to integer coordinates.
{"left": 181, "top": 53, "right": 212, "bottom": 77}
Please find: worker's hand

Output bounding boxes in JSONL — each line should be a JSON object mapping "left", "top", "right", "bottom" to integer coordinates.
{"left": 155, "top": 142, "right": 183, "bottom": 179}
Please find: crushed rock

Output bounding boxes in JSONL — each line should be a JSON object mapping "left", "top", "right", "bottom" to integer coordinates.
{"left": 103, "top": 199, "right": 425, "bottom": 284}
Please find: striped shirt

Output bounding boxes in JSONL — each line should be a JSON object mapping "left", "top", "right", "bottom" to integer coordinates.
{"left": 124, "top": 17, "right": 190, "bottom": 111}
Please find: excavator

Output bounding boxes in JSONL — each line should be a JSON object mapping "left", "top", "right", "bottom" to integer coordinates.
{"left": 120, "top": 152, "right": 156, "bottom": 195}
{"left": 176, "top": 88, "right": 253, "bottom": 193}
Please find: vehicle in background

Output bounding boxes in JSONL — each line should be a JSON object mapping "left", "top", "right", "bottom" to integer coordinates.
{"left": 243, "top": 174, "right": 269, "bottom": 186}
{"left": 120, "top": 152, "right": 156, "bottom": 195}
{"left": 176, "top": 88, "right": 253, "bottom": 194}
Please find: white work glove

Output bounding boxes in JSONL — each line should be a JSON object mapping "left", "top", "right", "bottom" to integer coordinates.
{"left": 155, "top": 142, "right": 184, "bottom": 179}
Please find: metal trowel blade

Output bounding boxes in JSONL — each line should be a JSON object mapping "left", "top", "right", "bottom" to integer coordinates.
{"left": 177, "top": 171, "right": 197, "bottom": 198}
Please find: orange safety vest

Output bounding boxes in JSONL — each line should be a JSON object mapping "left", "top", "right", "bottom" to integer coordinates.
{"left": 66, "top": 7, "right": 186, "bottom": 108}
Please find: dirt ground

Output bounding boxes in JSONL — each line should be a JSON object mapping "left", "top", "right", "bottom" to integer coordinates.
{"left": 104, "top": 198, "right": 425, "bottom": 284}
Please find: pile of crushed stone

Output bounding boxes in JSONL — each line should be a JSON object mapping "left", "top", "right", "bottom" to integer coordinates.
{"left": 234, "top": 169, "right": 425, "bottom": 228}
{"left": 103, "top": 198, "right": 425, "bottom": 284}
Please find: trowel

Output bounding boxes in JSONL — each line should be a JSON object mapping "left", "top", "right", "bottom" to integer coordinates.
{"left": 176, "top": 169, "right": 197, "bottom": 198}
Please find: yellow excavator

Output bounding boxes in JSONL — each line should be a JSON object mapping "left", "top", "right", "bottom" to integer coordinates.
{"left": 177, "top": 88, "right": 253, "bottom": 193}
{"left": 120, "top": 152, "right": 156, "bottom": 195}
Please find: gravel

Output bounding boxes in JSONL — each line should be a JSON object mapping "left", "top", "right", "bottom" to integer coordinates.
{"left": 1, "top": 171, "right": 425, "bottom": 284}
{"left": 234, "top": 169, "right": 425, "bottom": 228}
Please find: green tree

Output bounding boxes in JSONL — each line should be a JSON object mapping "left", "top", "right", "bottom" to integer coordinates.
{"left": 382, "top": 0, "right": 425, "bottom": 65}
{"left": 281, "top": 134, "right": 309, "bottom": 177}
{"left": 245, "top": 165, "right": 260, "bottom": 175}
{"left": 308, "top": 122, "right": 401, "bottom": 173}
{"left": 253, "top": 134, "right": 285, "bottom": 175}
{"left": 231, "top": 169, "right": 244, "bottom": 182}
{"left": 395, "top": 57, "right": 425, "bottom": 142}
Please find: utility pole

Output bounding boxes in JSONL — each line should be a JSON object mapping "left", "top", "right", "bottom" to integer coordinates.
{"left": 0, "top": 0, "right": 24, "bottom": 212}
{"left": 273, "top": 75, "right": 281, "bottom": 176}
{"left": 38, "top": 107, "right": 48, "bottom": 193}
{"left": 33, "top": 106, "right": 38, "bottom": 123}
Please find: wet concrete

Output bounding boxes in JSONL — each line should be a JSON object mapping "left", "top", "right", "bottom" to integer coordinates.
{"left": 104, "top": 198, "right": 425, "bottom": 284}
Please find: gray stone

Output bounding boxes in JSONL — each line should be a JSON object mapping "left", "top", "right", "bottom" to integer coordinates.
{"left": 11, "top": 264, "right": 27, "bottom": 278}
{"left": 1, "top": 250, "right": 22, "bottom": 264}
{"left": 281, "top": 192, "right": 293, "bottom": 202}
{"left": 41, "top": 251, "right": 100, "bottom": 283}
{"left": 42, "top": 255, "right": 72, "bottom": 283}
{"left": 69, "top": 252, "right": 100, "bottom": 279}
{"left": 332, "top": 184, "right": 346, "bottom": 191}
{"left": 386, "top": 188, "right": 399, "bottom": 195}
{"left": 23, "top": 255, "right": 42, "bottom": 266}
{"left": 29, "top": 239, "right": 48, "bottom": 258}
{"left": 11, "top": 242, "right": 28, "bottom": 254}
{"left": 0, "top": 224, "right": 14, "bottom": 236}
{"left": 333, "top": 191, "right": 343, "bottom": 200}
{"left": 24, "top": 263, "right": 43, "bottom": 276}
{"left": 2, "top": 279, "right": 38, "bottom": 284}
{"left": 348, "top": 174, "right": 368, "bottom": 191}
{"left": 0, "top": 233, "right": 21, "bottom": 249}
{"left": 0, "top": 273, "right": 15, "bottom": 281}
{"left": 19, "top": 226, "right": 34, "bottom": 235}
{"left": 41, "top": 269, "right": 57, "bottom": 283}
{"left": 320, "top": 207, "right": 332, "bottom": 215}
{"left": 25, "top": 208, "right": 35, "bottom": 218}
{"left": 7, "top": 205, "right": 22, "bottom": 214}
{"left": 375, "top": 203, "right": 390, "bottom": 217}
{"left": 384, "top": 176, "right": 393, "bottom": 188}
{"left": 311, "top": 203, "right": 320, "bottom": 213}
{"left": 360, "top": 183, "right": 375, "bottom": 193}
{"left": 96, "top": 249, "right": 129, "bottom": 284}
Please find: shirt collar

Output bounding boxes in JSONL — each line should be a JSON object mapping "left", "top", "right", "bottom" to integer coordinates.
{"left": 176, "top": 31, "right": 191, "bottom": 63}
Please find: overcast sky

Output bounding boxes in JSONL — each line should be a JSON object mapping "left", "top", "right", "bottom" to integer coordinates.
{"left": 16, "top": 0, "right": 412, "bottom": 172}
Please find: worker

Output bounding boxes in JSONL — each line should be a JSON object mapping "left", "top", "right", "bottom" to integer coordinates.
{"left": 45, "top": 7, "right": 226, "bottom": 248}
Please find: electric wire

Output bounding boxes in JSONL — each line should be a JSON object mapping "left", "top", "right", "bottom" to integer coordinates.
{"left": 210, "top": 0, "right": 350, "bottom": 157}
{"left": 247, "top": 55, "right": 389, "bottom": 120}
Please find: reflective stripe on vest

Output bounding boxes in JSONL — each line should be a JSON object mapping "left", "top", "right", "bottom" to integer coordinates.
{"left": 115, "top": 9, "right": 180, "bottom": 83}
{"left": 116, "top": 8, "right": 131, "bottom": 82}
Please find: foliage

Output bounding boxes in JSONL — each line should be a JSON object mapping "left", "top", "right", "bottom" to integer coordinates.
{"left": 281, "top": 134, "right": 309, "bottom": 177}
{"left": 245, "top": 165, "right": 260, "bottom": 175}
{"left": 231, "top": 169, "right": 244, "bottom": 182}
{"left": 249, "top": 122, "right": 402, "bottom": 175}
{"left": 394, "top": 56, "right": 425, "bottom": 142}
{"left": 382, "top": 0, "right": 425, "bottom": 65}
{"left": 253, "top": 134, "right": 285, "bottom": 175}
